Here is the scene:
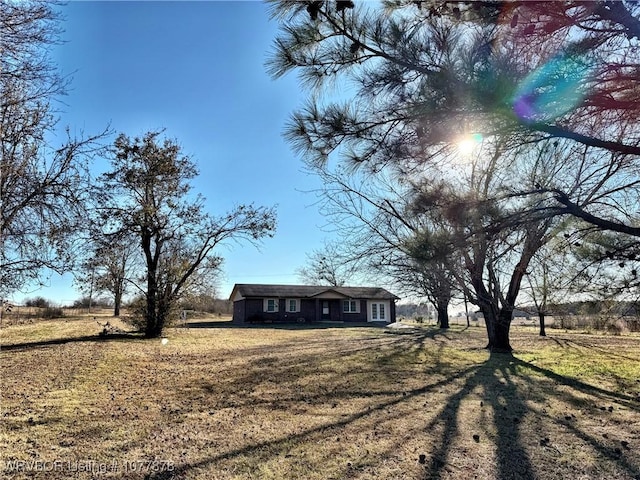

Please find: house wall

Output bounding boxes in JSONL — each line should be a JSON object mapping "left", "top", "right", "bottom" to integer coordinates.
{"left": 238, "top": 298, "right": 310, "bottom": 323}
{"left": 241, "top": 298, "right": 273, "bottom": 323}
{"left": 232, "top": 299, "right": 246, "bottom": 324}
{"left": 341, "top": 299, "right": 367, "bottom": 322}
{"left": 298, "top": 299, "right": 317, "bottom": 323}
{"left": 233, "top": 297, "right": 395, "bottom": 323}
{"left": 328, "top": 299, "right": 341, "bottom": 322}
{"left": 365, "top": 300, "right": 395, "bottom": 323}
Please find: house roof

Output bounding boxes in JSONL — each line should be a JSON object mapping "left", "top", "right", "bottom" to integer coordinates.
{"left": 230, "top": 284, "right": 399, "bottom": 301}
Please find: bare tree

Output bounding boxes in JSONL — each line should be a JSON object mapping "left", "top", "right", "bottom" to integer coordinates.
{"left": 308, "top": 165, "right": 460, "bottom": 329}
{"left": 0, "top": 0, "right": 108, "bottom": 295}
{"left": 74, "top": 231, "right": 139, "bottom": 316}
{"left": 296, "top": 241, "right": 362, "bottom": 286}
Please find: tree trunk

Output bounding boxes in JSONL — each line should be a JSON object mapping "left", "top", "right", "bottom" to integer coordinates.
{"left": 493, "top": 308, "right": 513, "bottom": 352}
{"left": 480, "top": 305, "right": 497, "bottom": 349}
{"left": 145, "top": 294, "right": 160, "bottom": 338}
{"left": 437, "top": 302, "right": 449, "bottom": 329}
{"left": 145, "top": 277, "right": 161, "bottom": 337}
{"left": 464, "top": 294, "right": 470, "bottom": 327}
{"left": 113, "top": 286, "right": 122, "bottom": 317}
{"left": 538, "top": 311, "right": 546, "bottom": 336}
{"left": 142, "top": 231, "right": 163, "bottom": 338}
{"left": 479, "top": 304, "right": 513, "bottom": 352}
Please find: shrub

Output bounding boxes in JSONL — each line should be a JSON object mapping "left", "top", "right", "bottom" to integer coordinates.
{"left": 627, "top": 317, "right": 640, "bottom": 332}
{"left": 42, "top": 306, "right": 64, "bottom": 319}
{"left": 24, "top": 296, "right": 50, "bottom": 308}
{"left": 72, "top": 297, "right": 113, "bottom": 309}
{"left": 121, "top": 296, "right": 146, "bottom": 332}
{"left": 606, "top": 319, "right": 627, "bottom": 336}
{"left": 121, "top": 296, "right": 181, "bottom": 332}
{"left": 247, "top": 314, "right": 264, "bottom": 324}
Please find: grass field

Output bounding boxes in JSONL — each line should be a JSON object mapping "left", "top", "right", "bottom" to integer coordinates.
{"left": 1, "top": 315, "right": 640, "bottom": 479}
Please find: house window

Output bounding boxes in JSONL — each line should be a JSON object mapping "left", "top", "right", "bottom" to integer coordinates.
{"left": 286, "top": 299, "right": 300, "bottom": 312}
{"left": 264, "top": 298, "right": 279, "bottom": 313}
{"left": 343, "top": 300, "right": 359, "bottom": 313}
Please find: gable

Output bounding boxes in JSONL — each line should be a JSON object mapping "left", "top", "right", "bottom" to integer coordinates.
{"left": 312, "top": 290, "right": 349, "bottom": 299}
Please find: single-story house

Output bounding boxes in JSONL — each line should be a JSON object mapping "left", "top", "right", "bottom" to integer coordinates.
{"left": 229, "top": 284, "right": 399, "bottom": 324}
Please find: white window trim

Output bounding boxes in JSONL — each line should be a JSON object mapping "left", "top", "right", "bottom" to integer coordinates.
{"left": 264, "top": 298, "right": 279, "bottom": 313}
{"left": 286, "top": 298, "right": 300, "bottom": 313}
{"left": 368, "top": 301, "right": 389, "bottom": 321}
{"left": 343, "top": 299, "right": 360, "bottom": 313}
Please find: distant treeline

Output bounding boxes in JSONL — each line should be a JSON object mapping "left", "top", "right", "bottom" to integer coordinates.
{"left": 19, "top": 295, "right": 233, "bottom": 315}
{"left": 397, "top": 300, "right": 640, "bottom": 319}
{"left": 396, "top": 303, "right": 434, "bottom": 319}
{"left": 543, "top": 300, "right": 640, "bottom": 317}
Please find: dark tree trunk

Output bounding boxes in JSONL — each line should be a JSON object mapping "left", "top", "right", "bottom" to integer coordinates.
{"left": 142, "top": 230, "right": 164, "bottom": 338}
{"left": 479, "top": 304, "right": 513, "bottom": 352}
{"left": 113, "top": 284, "right": 122, "bottom": 317}
{"left": 145, "top": 292, "right": 171, "bottom": 338}
{"left": 538, "top": 311, "right": 546, "bottom": 336}
{"left": 437, "top": 302, "right": 449, "bottom": 329}
{"left": 493, "top": 308, "right": 513, "bottom": 352}
{"left": 478, "top": 302, "right": 498, "bottom": 349}
{"left": 145, "top": 294, "right": 159, "bottom": 337}
{"left": 153, "top": 301, "right": 169, "bottom": 338}
{"left": 145, "top": 275, "right": 161, "bottom": 337}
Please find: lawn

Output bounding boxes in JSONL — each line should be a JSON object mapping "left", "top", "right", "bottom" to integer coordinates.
{"left": 1, "top": 315, "right": 639, "bottom": 479}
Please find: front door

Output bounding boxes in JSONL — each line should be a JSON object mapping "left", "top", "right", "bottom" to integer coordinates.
{"left": 370, "top": 302, "right": 387, "bottom": 322}
{"left": 321, "top": 301, "right": 330, "bottom": 320}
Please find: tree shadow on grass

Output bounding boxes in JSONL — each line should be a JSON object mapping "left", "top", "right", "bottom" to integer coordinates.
{"left": 150, "top": 368, "right": 484, "bottom": 480}
{"left": 145, "top": 337, "right": 485, "bottom": 478}
{"left": 552, "top": 336, "right": 640, "bottom": 364}
{"left": 142, "top": 331, "right": 476, "bottom": 479}
{"left": 414, "top": 350, "right": 640, "bottom": 480}
{"left": 420, "top": 352, "right": 537, "bottom": 480}
{"left": 515, "top": 356, "right": 639, "bottom": 407}
{"left": 104, "top": 329, "right": 638, "bottom": 480}
{"left": 1, "top": 332, "right": 144, "bottom": 352}
{"left": 512, "top": 355, "right": 640, "bottom": 479}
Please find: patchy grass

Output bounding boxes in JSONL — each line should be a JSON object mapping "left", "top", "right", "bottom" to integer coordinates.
{"left": 1, "top": 317, "right": 639, "bottom": 479}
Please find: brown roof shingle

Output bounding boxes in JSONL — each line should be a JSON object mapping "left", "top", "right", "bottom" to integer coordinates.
{"left": 230, "top": 284, "right": 399, "bottom": 301}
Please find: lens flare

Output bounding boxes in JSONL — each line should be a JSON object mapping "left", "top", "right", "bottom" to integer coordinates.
{"left": 512, "top": 55, "right": 593, "bottom": 123}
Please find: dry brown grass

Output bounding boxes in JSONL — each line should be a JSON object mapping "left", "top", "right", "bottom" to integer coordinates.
{"left": 1, "top": 316, "right": 639, "bottom": 479}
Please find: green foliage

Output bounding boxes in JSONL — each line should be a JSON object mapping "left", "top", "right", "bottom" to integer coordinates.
{"left": 121, "top": 296, "right": 147, "bottom": 332}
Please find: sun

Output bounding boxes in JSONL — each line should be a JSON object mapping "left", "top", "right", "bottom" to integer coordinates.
{"left": 456, "top": 133, "right": 483, "bottom": 156}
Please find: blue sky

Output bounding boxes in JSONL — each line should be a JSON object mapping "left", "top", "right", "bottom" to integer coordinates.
{"left": 19, "top": 1, "right": 331, "bottom": 304}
